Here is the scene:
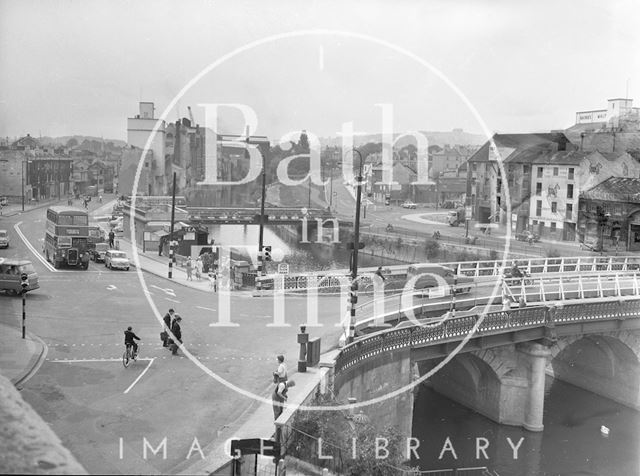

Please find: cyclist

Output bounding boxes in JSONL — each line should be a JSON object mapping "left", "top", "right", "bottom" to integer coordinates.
{"left": 124, "top": 326, "right": 141, "bottom": 358}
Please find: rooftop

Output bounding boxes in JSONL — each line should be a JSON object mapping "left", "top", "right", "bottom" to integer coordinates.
{"left": 468, "top": 132, "right": 570, "bottom": 163}
{"left": 580, "top": 177, "right": 640, "bottom": 203}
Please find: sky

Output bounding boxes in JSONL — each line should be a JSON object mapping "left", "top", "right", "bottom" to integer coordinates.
{"left": 1, "top": 0, "right": 639, "bottom": 143}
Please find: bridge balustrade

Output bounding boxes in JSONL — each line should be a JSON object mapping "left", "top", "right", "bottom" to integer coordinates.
{"left": 257, "top": 256, "right": 640, "bottom": 292}
{"left": 503, "top": 272, "right": 640, "bottom": 306}
{"left": 335, "top": 298, "right": 640, "bottom": 374}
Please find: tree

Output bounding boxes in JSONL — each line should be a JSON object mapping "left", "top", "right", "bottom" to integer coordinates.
{"left": 66, "top": 137, "right": 78, "bottom": 148}
{"left": 296, "top": 131, "right": 310, "bottom": 154}
{"left": 289, "top": 394, "right": 416, "bottom": 475}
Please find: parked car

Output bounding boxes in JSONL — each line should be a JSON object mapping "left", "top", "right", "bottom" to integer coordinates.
{"left": 89, "top": 242, "right": 109, "bottom": 262}
{"left": 104, "top": 250, "right": 130, "bottom": 270}
{"left": 0, "top": 229, "right": 9, "bottom": 248}
{"left": 406, "top": 263, "right": 474, "bottom": 295}
{"left": 515, "top": 231, "right": 540, "bottom": 242}
{"left": 109, "top": 216, "right": 123, "bottom": 228}
{"left": 402, "top": 200, "right": 417, "bottom": 209}
{"left": 0, "top": 259, "right": 39, "bottom": 295}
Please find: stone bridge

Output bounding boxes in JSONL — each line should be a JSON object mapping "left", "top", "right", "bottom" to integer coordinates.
{"left": 332, "top": 297, "right": 640, "bottom": 442}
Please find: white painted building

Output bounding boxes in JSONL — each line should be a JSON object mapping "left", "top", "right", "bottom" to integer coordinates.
{"left": 575, "top": 98, "right": 640, "bottom": 128}
{"left": 126, "top": 102, "right": 166, "bottom": 195}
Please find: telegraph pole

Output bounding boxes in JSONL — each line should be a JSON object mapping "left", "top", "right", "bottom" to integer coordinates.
{"left": 168, "top": 172, "right": 177, "bottom": 278}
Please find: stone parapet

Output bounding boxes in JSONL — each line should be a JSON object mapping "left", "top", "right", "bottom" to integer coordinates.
{"left": 0, "top": 373, "right": 86, "bottom": 474}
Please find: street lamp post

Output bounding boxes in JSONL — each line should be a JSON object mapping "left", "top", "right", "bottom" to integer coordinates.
{"left": 348, "top": 148, "right": 365, "bottom": 344}
{"left": 256, "top": 142, "right": 267, "bottom": 292}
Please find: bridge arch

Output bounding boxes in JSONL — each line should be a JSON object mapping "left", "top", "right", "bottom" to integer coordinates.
{"left": 549, "top": 331, "right": 640, "bottom": 410}
{"left": 418, "top": 352, "right": 516, "bottom": 426}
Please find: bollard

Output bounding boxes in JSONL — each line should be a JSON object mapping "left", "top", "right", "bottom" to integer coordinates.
{"left": 297, "top": 326, "right": 308, "bottom": 372}
{"left": 347, "top": 397, "right": 357, "bottom": 417}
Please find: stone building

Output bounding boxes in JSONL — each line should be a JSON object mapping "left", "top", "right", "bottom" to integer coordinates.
{"left": 578, "top": 177, "right": 640, "bottom": 252}
{"left": 528, "top": 150, "right": 640, "bottom": 241}
{"left": 467, "top": 132, "right": 571, "bottom": 230}
{"left": 0, "top": 135, "right": 72, "bottom": 202}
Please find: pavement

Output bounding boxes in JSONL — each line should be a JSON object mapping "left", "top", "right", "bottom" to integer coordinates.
{"left": 0, "top": 322, "right": 48, "bottom": 388}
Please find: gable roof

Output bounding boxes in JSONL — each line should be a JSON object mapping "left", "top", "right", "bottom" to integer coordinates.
{"left": 468, "top": 132, "right": 570, "bottom": 163}
{"left": 580, "top": 177, "right": 640, "bottom": 203}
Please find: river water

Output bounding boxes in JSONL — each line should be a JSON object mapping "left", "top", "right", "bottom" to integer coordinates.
{"left": 412, "top": 378, "right": 640, "bottom": 475}
{"left": 208, "top": 224, "right": 399, "bottom": 271}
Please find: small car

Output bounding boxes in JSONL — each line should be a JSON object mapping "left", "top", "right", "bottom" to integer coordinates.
{"left": 0, "top": 229, "right": 9, "bottom": 248}
{"left": 89, "top": 242, "right": 109, "bottom": 262}
{"left": 402, "top": 200, "right": 417, "bottom": 209}
{"left": 515, "top": 231, "right": 540, "bottom": 242}
{"left": 104, "top": 250, "right": 130, "bottom": 270}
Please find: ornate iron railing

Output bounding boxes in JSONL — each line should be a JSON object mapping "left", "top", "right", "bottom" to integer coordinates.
{"left": 335, "top": 298, "right": 640, "bottom": 374}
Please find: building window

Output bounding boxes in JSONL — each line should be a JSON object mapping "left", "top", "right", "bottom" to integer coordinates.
{"left": 567, "top": 183, "right": 574, "bottom": 199}
{"left": 550, "top": 222, "right": 557, "bottom": 232}
{"left": 532, "top": 220, "right": 538, "bottom": 225}
{"left": 568, "top": 168, "right": 574, "bottom": 180}
{"left": 523, "top": 165, "right": 530, "bottom": 175}
{"left": 551, "top": 202, "right": 557, "bottom": 213}
{"left": 536, "top": 200, "right": 542, "bottom": 216}
{"left": 537, "top": 167, "right": 543, "bottom": 178}
{"left": 553, "top": 167, "right": 559, "bottom": 176}
{"left": 566, "top": 203, "right": 573, "bottom": 220}
{"left": 536, "top": 182, "right": 542, "bottom": 195}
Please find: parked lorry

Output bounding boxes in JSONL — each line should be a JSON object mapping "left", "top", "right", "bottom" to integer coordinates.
{"left": 447, "top": 207, "right": 466, "bottom": 226}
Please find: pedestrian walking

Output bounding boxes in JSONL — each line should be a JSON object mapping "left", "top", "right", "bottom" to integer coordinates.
{"left": 274, "top": 354, "right": 287, "bottom": 383}
{"left": 170, "top": 316, "right": 182, "bottom": 355}
{"left": 375, "top": 266, "right": 386, "bottom": 282}
{"left": 108, "top": 230, "right": 115, "bottom": 248}
{"left": 208, "top": 271, "right": 217, "bottom": 291}
{"left": 185, "top": 256, "right": 194, "bottom": 281}
{"left": 195, "top": 256, "right": 203, "bottom": 281}
{"left": 162, "top": 308, "right": 175, "bottom": 347}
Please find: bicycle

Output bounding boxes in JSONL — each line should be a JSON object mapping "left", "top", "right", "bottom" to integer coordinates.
{"left": 123, "top": 343, "right": 139, "bottom": 368}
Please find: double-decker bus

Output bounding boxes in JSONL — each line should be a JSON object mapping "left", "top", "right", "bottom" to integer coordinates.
{"left": 44, "top": 206, "right": 91, "bottom": 269}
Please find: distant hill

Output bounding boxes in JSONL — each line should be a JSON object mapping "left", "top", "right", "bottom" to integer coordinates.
{"left": 319, "top": 129, "right": 486, "bottom": 148}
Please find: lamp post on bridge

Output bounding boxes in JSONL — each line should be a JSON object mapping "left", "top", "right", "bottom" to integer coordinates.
{"left": 348, "top": 148, "right": 365, "bottom": 344}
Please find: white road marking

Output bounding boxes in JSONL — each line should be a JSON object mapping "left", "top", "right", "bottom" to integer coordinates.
{"left": 150, "top": 284, "right": 176, "bottom": 297}
{"left": 123, "top": 357, "right": 155, "bottom": 394}
{"left": 106, "top": 285, "right": 117, "bottom": 291}
{"left": 165, "top": 297, "right": 180, "bottom": 303}
{"left": 50, "top": 358, "right": 123, "bottom": 363}
{"left": 196, "top": 306, "right": 216, "bottom": 312}
{"left": 14, "top": 222, "right": 57, "bottom": 272}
